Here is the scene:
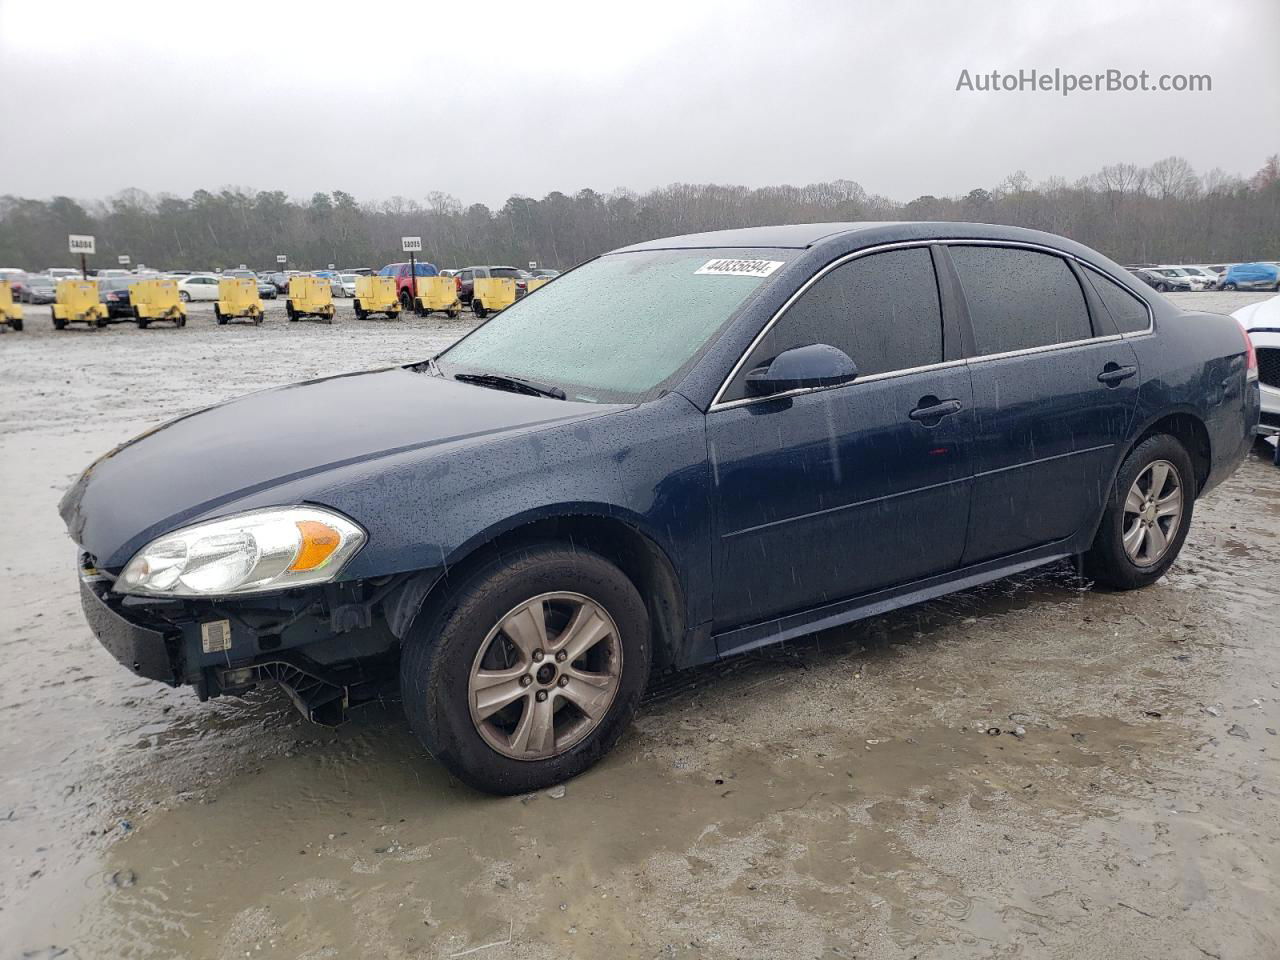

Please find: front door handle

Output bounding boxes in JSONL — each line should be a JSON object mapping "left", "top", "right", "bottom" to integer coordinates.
{"left": 909, "top": 397, "right": 963, "bottom": 424}
{"left": 1097, "top": 363, "right": 1138, "bottom": 386}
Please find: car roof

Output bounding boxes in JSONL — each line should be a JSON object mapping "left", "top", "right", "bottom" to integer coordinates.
{"left": 607, "top": 221, "right": 1107, "bottom": 257}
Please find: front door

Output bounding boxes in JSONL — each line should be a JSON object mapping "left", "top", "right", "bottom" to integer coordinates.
{"left": 708, "top": 246, "right": 975, "bottom": 631}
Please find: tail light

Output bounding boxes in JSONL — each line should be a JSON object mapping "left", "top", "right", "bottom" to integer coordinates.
{"left": 454, "top": 276, "right": 461, "bottom": 291}
{"left": 1236, "top": 318, "right": 1258, "bottom": 380}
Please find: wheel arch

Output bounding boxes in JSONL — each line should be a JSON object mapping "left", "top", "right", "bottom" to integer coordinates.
{"left": 387, "top": 509, "right": 689, "bottom": 675}
{"left": 1129, "top": 409, "right": 1211, "bottom": 494}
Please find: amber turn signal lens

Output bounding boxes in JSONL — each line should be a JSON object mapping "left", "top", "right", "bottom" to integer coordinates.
{"left": 289, "top": 520, "right": 342, "bottom": 572}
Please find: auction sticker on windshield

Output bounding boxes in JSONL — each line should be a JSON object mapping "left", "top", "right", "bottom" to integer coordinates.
{"left": 695, "top": 258, "right": 784, "bottom": 278}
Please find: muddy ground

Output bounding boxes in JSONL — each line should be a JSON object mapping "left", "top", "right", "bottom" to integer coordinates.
{"left": 2, "top": 292, "right": 1278, "bottom": 959}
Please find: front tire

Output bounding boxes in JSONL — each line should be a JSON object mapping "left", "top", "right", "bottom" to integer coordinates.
{"left": 1083, "top": 434, "right": 1195, "bottom": 590}
{"left": 400, "top": 543, "right": 650, "bottom": 795}
{"left": 472, "top": 300, "right": 487, "bottom": 319}
{"left": 179, "top": 290, "right": 191, "bottom": 302}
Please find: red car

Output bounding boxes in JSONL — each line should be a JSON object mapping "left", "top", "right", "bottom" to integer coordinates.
{"left": 377, "top": 261, "right": 439, "bottom": 309}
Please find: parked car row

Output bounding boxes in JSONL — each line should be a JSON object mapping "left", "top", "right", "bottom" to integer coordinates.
{"left": 1128, "top": 262, "right": 1280, "bottom": 293}
{"left": 1, "top": 261, "right": 564, "bottom": 309}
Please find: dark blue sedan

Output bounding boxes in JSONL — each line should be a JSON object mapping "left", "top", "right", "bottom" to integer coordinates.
{"left": 60, "top": 222, "right": 1260, "bottom": 793}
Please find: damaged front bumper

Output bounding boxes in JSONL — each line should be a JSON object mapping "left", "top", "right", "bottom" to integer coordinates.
{"left": 77, "top": 556, "right": 412, "bottom": 725}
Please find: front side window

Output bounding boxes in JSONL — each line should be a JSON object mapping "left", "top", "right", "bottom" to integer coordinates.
{"left": 438, "top": 248, "right": 789, "bottom": 404}
{"left": 723, "top": 247, "right": 943, "bottom": 401}
{"left": 949, "top": 246, "right": 1091, "bottom": 355}
{"left": 1085, "top": 269, "right": 1150, "bottom": 334}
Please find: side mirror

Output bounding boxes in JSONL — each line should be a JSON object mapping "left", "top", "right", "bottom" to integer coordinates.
{"left": 745, "top": 343, "right": 858, "bottom": 397}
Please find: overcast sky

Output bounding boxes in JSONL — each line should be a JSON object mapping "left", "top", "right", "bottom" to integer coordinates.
{"left": 1, "top": 0, "right": 1276, "bottom": 207}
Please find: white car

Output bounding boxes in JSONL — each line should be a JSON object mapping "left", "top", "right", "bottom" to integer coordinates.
{"left": 1156, "top": 265, "right": 1213, "bottom": 291}
{"left": 1173, "top": 265, "right": 1220, "bottom": 290}
{"left": 331, "top": 273, "right": 359, "bottom": 298}
{"left": 1233, "top": 295, "right": 1280, "bottom": 440}
{"left": 176, "top": 274, "right": 221, "bottom": 302}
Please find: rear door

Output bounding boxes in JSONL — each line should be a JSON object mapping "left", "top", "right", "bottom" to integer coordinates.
{"left": 708, "top": 246, "right": 975, "bottom": 632}
{"left": 944, "top": 244, "right": 1141, "bottom": 565}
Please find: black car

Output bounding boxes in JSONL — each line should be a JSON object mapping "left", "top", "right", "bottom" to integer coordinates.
{"left": 59, "top": 221, "right": 1258, "bottom": 795}
{"left": 1133, "top": 267, "right": 1193, "bottom": 293}
{"left": 21, "top": 276, "right": 57, "bottom": 304}
{"left": 97, "top": 278, "right": 136, "bottom": 319}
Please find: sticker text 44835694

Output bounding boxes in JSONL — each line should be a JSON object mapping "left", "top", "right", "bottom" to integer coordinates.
{"left": 694, "top": 258, "right": 784, "bottom": 278}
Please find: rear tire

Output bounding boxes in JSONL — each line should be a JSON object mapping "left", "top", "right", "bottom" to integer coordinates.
{"left": 473, "top": 300, "right": 487, "bottom": 319}
{"left": 179, "top": 290, "right": 191, "bottom": 302}
{"left": 400, "top": 543, "right": 651, "bottom": 795}
{"left": 1224, "top": 282, "right": 1237, "bottom": 291}
{"left": 214, "top": 305, "right": 227, "bottom": 325}
{"left": 9, "top": 317, "right": 21, "bottom": 331}
{"left": 354, "top": 300, "right": 367, "bottom": 320}
{"left": 1083, "top": 434, "right": 1195, "bottom": 590}
{"left": 53, "top": 314, "right": 66, "bottom": 330}
{"left": 286, "top": 301, "right": 297, "bottom": 321}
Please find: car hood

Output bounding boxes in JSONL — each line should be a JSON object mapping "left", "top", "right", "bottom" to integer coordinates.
{"left": 60, "top": 366, "right": 621, "bottom": 569}
{"left": 1234, "top": 294, "right": 1280, "bottom": 333}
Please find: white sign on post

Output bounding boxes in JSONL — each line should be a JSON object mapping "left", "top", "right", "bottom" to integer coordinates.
{"left": 238, "top": 263, "right": 247, "bottom": 270}
{"left": 276, "top": 254, "right": 287, "bottom": 264}
{"left": 401, "top": 236, "right": 422, "bottom": 253}
{"left": 528, "top": 261, "right": 537, "bottom": 270}
{"left": 327, "top": 263, "right": 335, "bottom": 270}
{"left": 69, "top": 234, "right": 96, "bottom": 255}
{"left": 118, "top": 255, "right": 131, "bottom": 265}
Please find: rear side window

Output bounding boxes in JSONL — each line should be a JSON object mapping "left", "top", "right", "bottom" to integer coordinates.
{"left": 492, "top": 268, "right": 520, "bottom": 279}
{"left": 950, "top": 246, "right": 1091, "bottom": 355}
{"left": 725, "top": 247, "right": 943, "bottom": 400}
{"left": 1084, "top": 270, "right": 1150, "bottom": 334}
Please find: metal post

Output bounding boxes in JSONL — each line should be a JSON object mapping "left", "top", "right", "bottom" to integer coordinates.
{"left": 409, "top": 250, "right": 416, "bottom": 307}
{"left": 80, "top": 253, "right": 87, "bottom": 280}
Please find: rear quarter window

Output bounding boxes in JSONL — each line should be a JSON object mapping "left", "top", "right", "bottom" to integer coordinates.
{"left": 1084, "top": 270, "right": 1151, "bottom": 334}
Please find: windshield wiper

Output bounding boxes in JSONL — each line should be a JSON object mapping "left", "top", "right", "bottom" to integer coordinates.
{"left": 453, "top": 372, "right": 567, "bottom": 400}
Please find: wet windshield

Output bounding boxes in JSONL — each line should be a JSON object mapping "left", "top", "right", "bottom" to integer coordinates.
{"left": 437, "top": 248, "right": 788, "bottom": 403}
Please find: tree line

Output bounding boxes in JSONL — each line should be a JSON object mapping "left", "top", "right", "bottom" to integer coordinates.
{"left": 1, "top": 154, "right": 1276, "bottom": 273}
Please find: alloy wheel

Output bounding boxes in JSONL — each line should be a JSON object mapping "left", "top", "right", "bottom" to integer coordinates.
{"left": 1122, "top": 459, "right": 1183, "bottom": 567}
{"left": 467, "top": 592, "right": 623, "bottom": 760}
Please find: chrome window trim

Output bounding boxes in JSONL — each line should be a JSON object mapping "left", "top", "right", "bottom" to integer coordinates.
{"left": 708, "top": 237, "right": 1152, "bottom": 413}
{"left": 711, "top": 358, "right": 969, "bottom": 411}
{"left": 966, "top": 333, "right": 1123, "bottom": 365}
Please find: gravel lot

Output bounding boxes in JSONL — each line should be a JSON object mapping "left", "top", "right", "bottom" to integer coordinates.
{"left": 1, "top": 291, "right": 1278, "bottom": 959}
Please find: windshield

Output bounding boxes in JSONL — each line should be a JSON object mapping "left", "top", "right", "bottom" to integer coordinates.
{"left": 437, "top": 248, "right": 788, "bottom": 403}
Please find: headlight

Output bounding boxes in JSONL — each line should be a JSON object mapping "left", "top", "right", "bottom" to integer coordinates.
{"left": 115, "top": 506, "right": 366, "bottom": 598}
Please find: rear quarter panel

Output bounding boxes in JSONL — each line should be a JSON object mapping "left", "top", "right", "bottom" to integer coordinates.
{"left": 1126, "top": 306, "right": 1256, "bottom": 493}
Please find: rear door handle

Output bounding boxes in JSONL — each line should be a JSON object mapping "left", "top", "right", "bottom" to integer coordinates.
{"left": 1097, "top": 363, "right": 1137, "bottom": 386}
{"left": 909, "top": 397, "right": 963, "bottom": 424}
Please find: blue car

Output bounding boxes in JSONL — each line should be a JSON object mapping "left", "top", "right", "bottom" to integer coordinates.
{"left": 60, "top": 222, "right": 1259, "bottom": 794}
{"left": 1220, "top": 262, "right": 1280, "bottom": 292}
